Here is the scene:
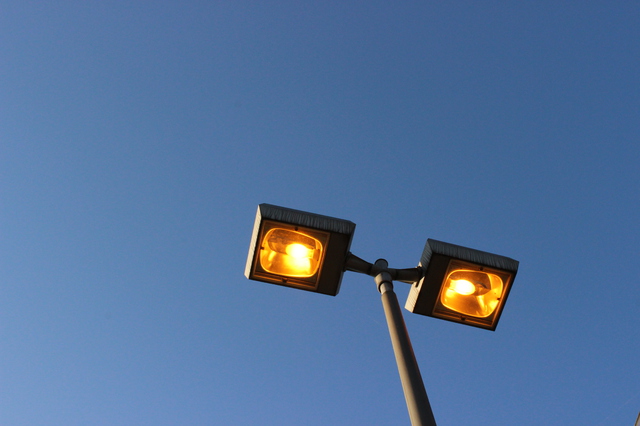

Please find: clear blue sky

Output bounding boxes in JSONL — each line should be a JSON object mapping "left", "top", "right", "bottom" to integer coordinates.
{"left": 1, "top": 2, "right": 638, "bottom": 425}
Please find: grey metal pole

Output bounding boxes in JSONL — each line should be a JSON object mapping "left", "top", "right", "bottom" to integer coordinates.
{"left": 375, "top": 259, "right": 437, "bottom": 426}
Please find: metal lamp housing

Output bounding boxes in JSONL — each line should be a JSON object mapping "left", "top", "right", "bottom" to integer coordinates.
{"left": 405, "top": 239, "right": 519, "bottom": 330}
{"left": 245, "top": 204, "right": 356, "bottom": 296}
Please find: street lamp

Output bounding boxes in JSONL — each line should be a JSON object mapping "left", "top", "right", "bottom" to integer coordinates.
{"left": 245, "top": 204, "right": 519, "bottom": 426}
{"left": 244, "top": 203, "right": 356, "bottom": 296}
{"left": 405, "top": 239, "right": 519, "bottom": 330}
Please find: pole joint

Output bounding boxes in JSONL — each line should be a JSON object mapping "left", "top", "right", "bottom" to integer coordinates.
{"left": 373, "top": 259, "right": 394, "bottom": 293}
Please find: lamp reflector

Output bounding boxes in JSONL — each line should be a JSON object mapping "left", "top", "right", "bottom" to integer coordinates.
{"left": 260, "top": 228, "right": 324, "bottom": 277}
{"left": 440, "top": 268, "right": 504, "bottom": 318}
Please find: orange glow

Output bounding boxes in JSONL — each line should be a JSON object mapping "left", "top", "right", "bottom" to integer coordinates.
{"left": 450, "top": 279, "right": 475, "bottom": 295}
{"left": 441, "top": 269, "right": 504, "bottom": 318}
{"left": 259, "top": 228, "right": 323, "bottom": 277}
{"left": 286, "top": 243, "right": 312, "bottom": 258}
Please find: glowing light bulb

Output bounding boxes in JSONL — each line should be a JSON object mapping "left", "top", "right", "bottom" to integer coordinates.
{"left": 450, "top": 279, "right": 475, "bottom": 295}
{"left": 286, "top": 243, "right": 311, "bottom": 259}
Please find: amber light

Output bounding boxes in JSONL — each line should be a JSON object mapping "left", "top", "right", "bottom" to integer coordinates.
{"left": 441, "top": 269, "right": 504, "bottom": 318}
{"left": 259, "top": 228, "right": 324, "bottom": 278}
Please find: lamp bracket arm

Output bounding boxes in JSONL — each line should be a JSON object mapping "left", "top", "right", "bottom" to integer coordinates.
{"left": 344, "top": 253, "right": 424, "bottom": 283}
{"left": 344, "top": 252, "right": 375, "bottom": 275}
{"left": 393, "top": 267, "right": 424, "bottom": 284}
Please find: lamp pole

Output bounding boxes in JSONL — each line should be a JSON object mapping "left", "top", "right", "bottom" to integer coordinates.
{"left": 374, "top": 259, "right": 437, "bottom": 426}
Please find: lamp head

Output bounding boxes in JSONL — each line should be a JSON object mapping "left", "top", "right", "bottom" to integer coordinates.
{"left": 245, "top": 204, "right": 356, "bottom": 296}
{"left": 405, "top": 239, "right": 518, "bottom": 330}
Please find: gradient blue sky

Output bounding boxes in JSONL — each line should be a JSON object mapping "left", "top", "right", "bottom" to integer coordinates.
{"left": 1, "top": 2, "right": 639, "bottom": 425}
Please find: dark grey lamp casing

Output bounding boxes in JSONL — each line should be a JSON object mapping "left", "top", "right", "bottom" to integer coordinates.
{"left": 405, "top": 239, "right": 519, "bottom": 330}
{"left": 245, "top": 204, "right": 356, "bottom": 296}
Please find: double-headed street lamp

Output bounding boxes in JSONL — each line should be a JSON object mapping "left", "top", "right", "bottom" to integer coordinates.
{"left": 245, "top": 204, "right": 519, "bottom": 425}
